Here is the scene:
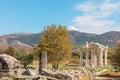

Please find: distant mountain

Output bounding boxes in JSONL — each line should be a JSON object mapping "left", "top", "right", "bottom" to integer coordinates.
{"left": 69, "top": 30, "right": 97, "bottom": 48}
{"left": 16, "top": 33, "right": 41, "bottom": 46}
{"left": 0, "top": 30, "right": 120, "bottom": 49}
{"left": 0, "top": 33, "right": 33, "bottom": 49}
{"left": 91, "top": 31, "right": 120, "bottom": 46}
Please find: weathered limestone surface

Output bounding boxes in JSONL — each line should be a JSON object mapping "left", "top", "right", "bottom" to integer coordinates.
{"left": 42, "top": 69, "right": 76, "bottom": 80}
{"left": 105, "top": 46, "right": 108, "bottom": 65}
{"left": 79, "top": 50, "right": 83, "bottom": 66}
{"left": 0, "top": 54, "right": 20, "bottom": 69}
{"left": 39, "top": 51, "right": 47, "bottom": 74}
{"left": 100, "top": 48, "right": 104, "bottom": 66}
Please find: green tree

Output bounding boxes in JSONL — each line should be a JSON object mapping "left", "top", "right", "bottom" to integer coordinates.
{"left": 16, "top": 53, "right": 34, "bottom": 68}
{"left": 15, "top": 47, "right": 34, "bottom": 68}
{"left": 4, "top": 46, "right": 17, "bottom": 56}
{"left": 36, "top": 24, "right": 73, "bottom": 69}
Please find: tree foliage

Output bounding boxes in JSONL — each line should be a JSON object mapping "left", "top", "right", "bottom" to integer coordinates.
{"left": 0, "top": 45, "right": 6, "bottom": 54}
{"left": 15, "top": 47, "right": 34, "bottom": 68}
{"left": 4, "top": 46, "right": 17, "bottom": 56}
{"left": 16, "top": 53, "right": 34, "bottom": 68}
{"left": 111, "top": 41, "right": 120, "bottom": 67}
{"left": 36, "top": 24, "right": 73, "bottom": 69}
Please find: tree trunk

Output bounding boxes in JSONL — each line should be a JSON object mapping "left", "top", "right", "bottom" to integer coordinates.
{"left": 23, "top": 63, "right": 27, "bottom": 69}
{"left": 52, "top": 63, "right": 59, "bottom": 69}
{"left": 55, "top": 64, "right": 59, "bottom": 69}
{"left": 52, "top": 63, "right": 55, "bottom": 69}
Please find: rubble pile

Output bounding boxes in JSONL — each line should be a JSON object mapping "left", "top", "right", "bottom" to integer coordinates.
{"left": 0, "top": 54, "right": 20, "bottom": 69}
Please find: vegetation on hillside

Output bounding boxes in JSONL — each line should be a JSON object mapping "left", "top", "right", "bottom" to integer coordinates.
{"left": 1, "top": 31, "right": 120, "bottom": 48}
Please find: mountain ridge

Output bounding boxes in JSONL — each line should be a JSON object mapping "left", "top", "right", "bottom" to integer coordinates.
{"left": 0, "top": 30, "right": 120, "bottom": 48}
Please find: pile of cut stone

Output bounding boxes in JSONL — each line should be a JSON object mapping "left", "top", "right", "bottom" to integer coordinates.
{"left": 0, "top": 54, "right": 82, "bottom": 80}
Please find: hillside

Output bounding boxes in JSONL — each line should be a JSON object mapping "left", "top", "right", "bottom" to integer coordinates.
{"left": 16, "top": 33, "right": 41, "bottom": 46}
{"left": 69, "top": 30, "right": 120, "bottom": 47}
{"left": 91, "top": 31, "right": 120, "bottom": 46}
{"left": 0, "top": 33, "right": 33, "bottom": 49}
{"left": 69, "top": 30, "right": 97, "bottom": 48}
{"left": 0, "top": 30, "right": 120, "bottom": 48}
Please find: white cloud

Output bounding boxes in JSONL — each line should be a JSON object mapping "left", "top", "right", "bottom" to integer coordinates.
{"left": 100, "top": 0, "right": 120, "bottom": 11}
{"left": 70, "top": 0, "right": 120, "bottom": 34}
{"left": 73, "top": 15, "right": 115, "bottom": 28}
{"left": 75, "top": 2, "right": 97, "bottom": 12}
{"left": 68, "top": 26, "right": 78, "bottom": 31}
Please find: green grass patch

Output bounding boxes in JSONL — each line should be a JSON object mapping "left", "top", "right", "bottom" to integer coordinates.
{"left": 47, "top": 64, "right": 80, "bottom": 69}
{"left": 96, "top": 66, "right": 113, "bottom": 70}
{"left": 28, "top": 63, "right": 113, "bottom": 71}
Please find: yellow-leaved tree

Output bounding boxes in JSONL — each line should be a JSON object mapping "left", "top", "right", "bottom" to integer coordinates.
{"left": 36, "top": 24, "right": 73, "bottom": 69}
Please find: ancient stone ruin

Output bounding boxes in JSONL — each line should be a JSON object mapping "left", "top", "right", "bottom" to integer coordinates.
{"left": 0, "top": 54, "right": 20, "bottom": 69}
{"left": 0, "top": 46, "right": 114, "bottom": 80}
{"left": 79, "top": 42, "right": 108, "bottom": 67}
{"left": 39, "top": 51, "right": 47, "bottom": 74}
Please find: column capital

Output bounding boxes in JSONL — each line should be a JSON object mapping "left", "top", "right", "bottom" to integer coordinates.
{"left": 105, "top": 46, "right": 108, "bottom": 49}
{"left": 86, "top": 42, "right": 89, "bottom": 48}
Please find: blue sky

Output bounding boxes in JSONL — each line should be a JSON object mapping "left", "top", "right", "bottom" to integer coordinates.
{"left": 0, "top": 0, "right": 120, "bottom": 34}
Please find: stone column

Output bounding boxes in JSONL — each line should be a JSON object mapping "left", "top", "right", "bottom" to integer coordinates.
{"left": 100, "top": 47, "right": 104, "bottom": 66}
{"left": 80, "top": 50, "right": 83, "bottom": 66}
{"left": 93, "top": 50, "right": 97, "bottom": 66}
{"left": 91, "top": 50, "right": 94, "bottom": 67}
{"left": 105, "top": 46, "right": 108, "bottom": 65}
{"left": 85, "top": 51, "right": 89, "bottom": 66}
{"left": 39, "top": 51, "right": 47, "bottom": 74}
{"left": 85, "top": 42, "right": 89, "bottom": 66}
